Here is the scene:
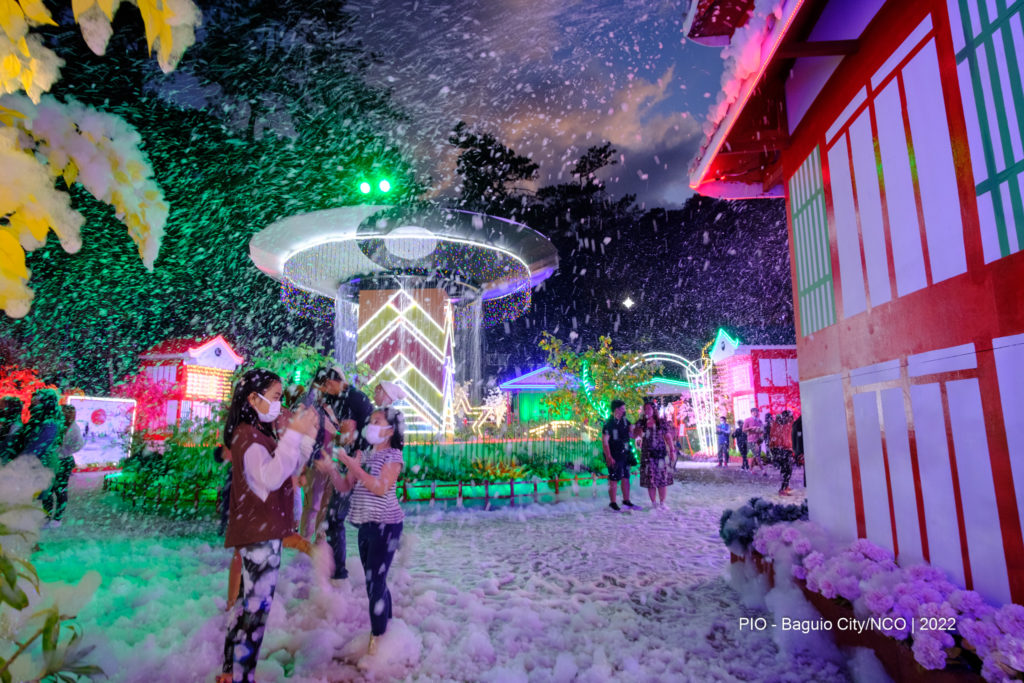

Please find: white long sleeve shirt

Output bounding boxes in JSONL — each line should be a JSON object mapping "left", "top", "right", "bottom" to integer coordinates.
{"left": 242, "top": 429, "right": 314, "bottom": 502}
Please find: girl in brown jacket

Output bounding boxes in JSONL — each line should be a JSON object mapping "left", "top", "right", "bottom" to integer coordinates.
{"left": 217, "top": 369, "right": 319, "bottom": 683}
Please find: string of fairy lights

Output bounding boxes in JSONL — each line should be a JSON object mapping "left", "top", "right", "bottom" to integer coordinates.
{"left": 280, "top": 282, "right": 334, "bottom": 322}
{"left": 482, "top": 285, "right": 531, "bottom": 326}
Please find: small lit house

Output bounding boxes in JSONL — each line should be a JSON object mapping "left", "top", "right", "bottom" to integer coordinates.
{"left": 138, "top": 335, "right": 244, "bottom": 428}
{"left": 686, "top": 0, "right": 1024, "bottom": 602}
{"left": 709, "top": 328, "right": 800, "bottom": 418}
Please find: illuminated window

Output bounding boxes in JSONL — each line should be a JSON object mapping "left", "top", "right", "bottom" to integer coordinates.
{"left": 184, "top": 366, "right": 231, "bottom": 401}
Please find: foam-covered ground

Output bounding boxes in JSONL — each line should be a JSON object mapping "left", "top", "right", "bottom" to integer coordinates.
{"left": 33, "top": 463, "right": 849, "bottom": 682}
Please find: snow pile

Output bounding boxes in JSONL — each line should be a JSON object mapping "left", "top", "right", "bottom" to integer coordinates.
{"left": 29, "top": 467, "right": 861, "bottom": 682}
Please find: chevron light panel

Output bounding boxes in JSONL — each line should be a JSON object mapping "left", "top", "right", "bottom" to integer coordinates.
{"left": 357, "top": 288, "right": 455, "bottom": 433}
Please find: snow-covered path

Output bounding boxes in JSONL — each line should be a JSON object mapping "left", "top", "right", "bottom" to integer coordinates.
{"left": 34, "top": 464, "right": 849, "bottom": 682}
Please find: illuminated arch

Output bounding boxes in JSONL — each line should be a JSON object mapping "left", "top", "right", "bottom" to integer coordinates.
{"left": 619, "top": 351, "right": 716, "bottom": 455}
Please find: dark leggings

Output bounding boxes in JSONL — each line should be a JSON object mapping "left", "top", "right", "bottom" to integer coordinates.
{"left": 326, "top": 491, "right": 351, "bottom": 579}
{"left": 775, "top": 448, "right": 794, "bottom": 490}
{"left": 357, "top": 522, "right": 403, "bottom": 636}
{"left": 223, "top": 540, "right": 281, "bottom": 682}
{"left": 40, "top": 457, "right": 74, "bottom": 520}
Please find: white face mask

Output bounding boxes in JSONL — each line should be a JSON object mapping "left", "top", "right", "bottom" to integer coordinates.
{"left": 256, "top": 394, "right": 281, "bottom": 423}
{"left": 362, "top": 423, "right": 391, "bottom": 445}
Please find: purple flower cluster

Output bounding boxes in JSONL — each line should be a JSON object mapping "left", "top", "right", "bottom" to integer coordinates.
{"left": 961, "top": 603, "right": 1024, "bottom": 682}
{"left": 804, "top": 539, "right": 896, "bottom": 604}
{"left": 748, "top": 520, "right": 1024, "bottom": 681}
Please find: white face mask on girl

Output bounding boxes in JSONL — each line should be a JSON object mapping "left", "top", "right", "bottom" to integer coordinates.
{"left": 362, "top": 423, "right": 391, "bottom": 445}
{"left": 256, "top": 394, "right": 281, "bottom": 423}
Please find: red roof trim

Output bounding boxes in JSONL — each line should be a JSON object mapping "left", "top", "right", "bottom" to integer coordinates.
{"left": 689, "top": 0, "right": 808, "bottom": 196}
{"left": 141, "top": 335, "right": 244, "bottom": 363}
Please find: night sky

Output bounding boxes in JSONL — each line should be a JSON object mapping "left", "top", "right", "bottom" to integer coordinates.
{"left": 341, "top": 0, "right": 726, "bottom": 209}
{"left": 0, "top": 0, "right": 793, "bottom": 390}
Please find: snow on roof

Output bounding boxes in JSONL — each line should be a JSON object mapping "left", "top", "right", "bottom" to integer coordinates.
{"left": 688, "top": 0, "right": 801, "bottom": 195}
{"left": 140, "top": 334, "right": 244, "bottom": 364}
{"left": 499, "top": 366, "right": 577, "bottom": 392}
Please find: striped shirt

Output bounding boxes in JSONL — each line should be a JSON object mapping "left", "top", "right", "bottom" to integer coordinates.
{"left": 348, "top": 447, "right": 405, "bottom": 525}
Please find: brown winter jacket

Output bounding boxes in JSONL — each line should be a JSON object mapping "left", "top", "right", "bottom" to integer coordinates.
{"left": 224, "top": 424, "right": 295, "bottom": 548}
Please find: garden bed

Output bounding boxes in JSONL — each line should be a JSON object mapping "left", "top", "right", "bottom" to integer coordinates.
{"left": 104, "top": 472, "right": 218, "bottom": 516}
{"left": 106, "top": 468, "right": 615, "bottom": 515}
{"left": 730, "top": 551, "right": 985, "bottom": 683}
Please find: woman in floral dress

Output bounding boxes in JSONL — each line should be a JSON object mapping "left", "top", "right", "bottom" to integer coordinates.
{"left": 633, "top": 401, "right": 676, "bottom": 509}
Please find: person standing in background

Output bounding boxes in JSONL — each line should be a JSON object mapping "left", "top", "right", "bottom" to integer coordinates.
{"left": 716, "top": 416, "right": 731, "bottom": 467}
{"left": 743, "top": 408, "right": 765, "bottom": 474}
{"left": 324, "top": 368, "right": 374, "bottom": 583}
{"left": 0, "top": 396, "right": 24, "bottom": 464}
{"left": 733, "top": 421, "right": 749, "bottom": 470}
{"left": 41, "top": 404, "right": 83, "bottom": 526}
{"left": 770, "top": 410, "right": 795, "bottom": 496}
{"left": 792, "top": 413, "right": 804, "bottom": 488}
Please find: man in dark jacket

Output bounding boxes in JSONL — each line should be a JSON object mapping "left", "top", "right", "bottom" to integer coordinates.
{"left": 733, "top": 421, "right": 749, "bottom": 470}
{"left": 792, "top": 414, "right": 804, "bottom": 487}
{"left": 602, "top": 399, "right": 639, "bottom": 511}
{"left": 321, "top": 367, "right": 374, "bottom": 582}
{"left": 716, "top": 416, "right": 731, "bottom": 467}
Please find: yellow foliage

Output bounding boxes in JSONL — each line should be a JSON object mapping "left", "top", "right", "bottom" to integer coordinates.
{"left": 95, "top": 0, "right": 118, "bottom": 21}
{"left": 0, "top": 0, "right": 197, "bottom": 317}
{"left": 0, "top": 1, "right": 28, "bottom": 42}
{"left": 0, "top": 228, "right": 27, "bottom": 279}
{"left": 0, "top": 102, "right": 21, "bottom": 125}
{"left": 16, "top": 0, "right": 54, "bottom": 26}
{"left": 71, "top": 0, "right": 93, "bottom": 21}
{"left": 0, "top": 227, "right": 32, "bottom": 318}
{"left": 62, "top": 160, "right": 78, "bottom": 186}
{"left": 0, "top": 51, "right": 17, "bottom": 79}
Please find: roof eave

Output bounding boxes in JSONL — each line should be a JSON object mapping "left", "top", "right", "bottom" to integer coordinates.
{"left": 689, "top": 0, "right": 808, "bottom": 198}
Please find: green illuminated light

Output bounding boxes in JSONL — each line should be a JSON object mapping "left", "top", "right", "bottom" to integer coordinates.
{"left": 359, "top": 181, "right": 371, "bottom": 194}
{"left": 379, "top": 179, "right": 391, "bottom": 193}
{"left": 712, "top": 327, "right": 742, "bottom": 350}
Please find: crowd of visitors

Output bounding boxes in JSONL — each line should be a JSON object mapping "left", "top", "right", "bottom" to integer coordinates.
{"left": 700, "top": 406, "right": 805, "bottom": 496}
{"left": 2, "top": 368, "right": 807, "bottom": 679}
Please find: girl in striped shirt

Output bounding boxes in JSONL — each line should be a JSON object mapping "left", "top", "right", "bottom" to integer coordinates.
{"left": 316, "top": 406, "right": 404, "bottom": 655}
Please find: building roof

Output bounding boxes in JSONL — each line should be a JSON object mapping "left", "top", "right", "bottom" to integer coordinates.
{"left": 686, "top": 0, "right": 757, "bottom": 47}
{"left": 499, "top": 366, "right": 577, "bottom": 392}
{"left": 140, "top": 335, "right": 244, "bottom": 365}
{"left": 686, "top": 0, "right": 857, "bottom": 198}
{"left": 708, "top": 328, "right": 795, "bottom": 363}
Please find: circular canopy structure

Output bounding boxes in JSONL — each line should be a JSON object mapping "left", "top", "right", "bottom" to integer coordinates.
{"left": 250, "top": 205, "right": 558, "bottom": 311}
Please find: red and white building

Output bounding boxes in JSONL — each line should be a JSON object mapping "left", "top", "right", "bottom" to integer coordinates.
{"left": 139, "top": 335, "right": 244, "bottom": 429}
{"left": 688, "top": 0, "right": 1024, "bottom": 603}
{"left": 709, "top": 328, "right": 800, "bottom": 419}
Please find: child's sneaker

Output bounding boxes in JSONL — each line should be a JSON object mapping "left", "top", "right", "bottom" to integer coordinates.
{"left": 622, "top": 500, "right": 642, "bottom": 510}
{"left": 608, "top": 502, "right": 621, "bottom": 512}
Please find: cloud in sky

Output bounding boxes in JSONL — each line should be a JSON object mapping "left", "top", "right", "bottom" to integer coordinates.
{"left": 342, "top": 0, "right": 724, "bottom": 207}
